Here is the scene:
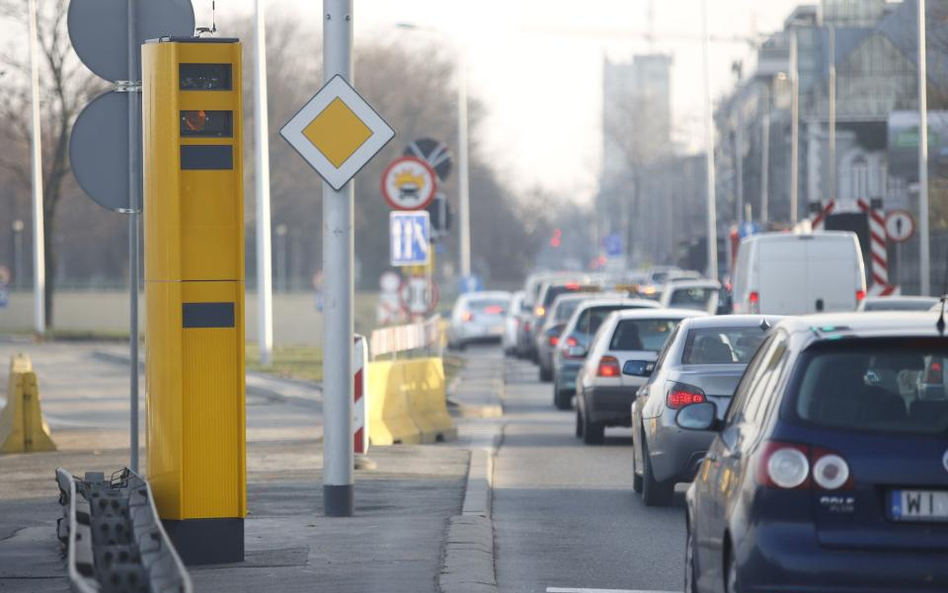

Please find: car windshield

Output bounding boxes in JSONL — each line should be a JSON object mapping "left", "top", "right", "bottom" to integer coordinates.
{"left": 669, "top": 287, "right": 714, "bottom": 308}
{"left": 467, "top": 298, "right": 508, "bottom": 315}
{"left": 574, "top": 305, "right": 632, "bottom": 336}
{"left": 681, "top": 327, "right": 767, "bottom": 364}
{"left": 791, "top": 339, "right": 948, "bottom": 435}
{"left": 608, "top": 318, "right": 680, "bottom": 351}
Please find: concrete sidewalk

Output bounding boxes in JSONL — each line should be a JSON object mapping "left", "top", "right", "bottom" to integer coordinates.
{"left": 0, "top": 340, "right": 509, "bottom": 593}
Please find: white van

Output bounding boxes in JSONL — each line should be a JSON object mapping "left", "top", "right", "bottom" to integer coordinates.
{"left": 732, "top": 232, "right": 866, "bottom": 315}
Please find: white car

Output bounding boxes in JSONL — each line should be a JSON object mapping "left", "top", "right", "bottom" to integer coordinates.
{"left": 447, "top": 291, "right": 512, "bottom": 350}
{"left": 575, "top": 308, "right": 706, "bottom": 444}
{"left": 502, "top": 291, "right": 525, "bottom": 355}
{"left": 659, "top": 279, "right": 721, "bottom": 314}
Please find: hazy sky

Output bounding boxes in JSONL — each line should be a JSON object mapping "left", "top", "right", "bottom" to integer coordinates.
{"left": 203, "top": 0, "right": 806, "bottom": 201}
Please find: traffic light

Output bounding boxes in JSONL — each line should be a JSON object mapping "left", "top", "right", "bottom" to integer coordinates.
{"left": 551, "top": 228, "right": 562, "bottom": 248}
{"left": 142, "top": 37, "right": 246, "bottom": 565}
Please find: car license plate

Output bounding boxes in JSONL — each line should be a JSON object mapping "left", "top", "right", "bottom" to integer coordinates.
{"left": 890, "top": 490, "right": 948, "bottom": 522}
{"left": 490, "top": 325, "right": 504, "bottom": 334}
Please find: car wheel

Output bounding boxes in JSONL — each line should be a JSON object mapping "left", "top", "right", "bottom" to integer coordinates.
{"left": 684, "top": 518, "right": 698, "bottom": 593}
{"left": 539, "top": 363, "right": 552, "bottom": 382}
{"left": 642, "top": 436, "right": 674, "bottom": 506}
{"left": 575, "top": 407, "right": 583, "bottom": 438}
{"left": 631, "top": 428, "right": 643, "bottom": 493}
{"left": 582, "top": 407, "right": 604, "bottom": 445}
{"left": 554, "top": 382, "right": 572, "bottom": 411}
{"left": 458, "top": 340, "right": 467, "bottom": 351}
{"left": 725, "top": 548, "right": 739, "bottom": 593}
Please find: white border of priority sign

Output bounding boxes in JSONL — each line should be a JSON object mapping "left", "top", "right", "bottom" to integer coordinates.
{"left": 885, "top": 209, "right": 915, "bottom": 243}
{"left": 280, "top": 75, "right": 395, "bottom": 191}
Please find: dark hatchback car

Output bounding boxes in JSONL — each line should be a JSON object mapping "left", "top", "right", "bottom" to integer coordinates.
{"left": 680, "top": 313, "right": 948, "bottom": 593}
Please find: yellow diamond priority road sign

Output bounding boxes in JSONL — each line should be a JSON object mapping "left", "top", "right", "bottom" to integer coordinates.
{"left": 281, "top": 75, "right": 395, "bottom": 190}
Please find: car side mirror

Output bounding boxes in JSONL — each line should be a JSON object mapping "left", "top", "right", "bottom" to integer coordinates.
{"left": 567, "top": 345, "right": 587, "bottom": 358}
{"left": 623, "top": 360, "right": 654, "bottom": 377}
{"left": 675, "top": 402, "right": 719, "bottom": 431}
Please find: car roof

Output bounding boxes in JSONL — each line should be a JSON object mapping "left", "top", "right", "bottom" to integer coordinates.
{"left": 459, "top": 291, "right": 511, "bottom": 302}
{"left": 574, "top": 297, "right": 660, "bottom": 310}
{"left": 610, "top": 308, "right": 708, "bottom": 321}
{"left": 775, "top": 312, "right": 948, "bottom": 342}
{"left": 741, "top": 230, "right": 855, "bottom": 245}
{"left": 664, "top": 279, "right": 720, "bottom": 289}
{"left": 677, "top": 314, "right": 782, "bottom": 330}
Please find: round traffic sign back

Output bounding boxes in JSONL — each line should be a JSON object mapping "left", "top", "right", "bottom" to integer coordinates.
{"left": 885, "top": 210, "right": 915, "bottom": 243}
{"left": 70, "top": 90, "right": 143, "bottom": 212}
{"left": 381, "top": 156, "right": 438, "bottom": 211}
{"left": 404, "top": 137, "right": 453, "bottom": 182}
{"left": 68, "top": 0, "right": 195, "bottom": 82}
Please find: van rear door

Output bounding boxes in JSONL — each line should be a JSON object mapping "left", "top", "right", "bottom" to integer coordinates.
{"left": 806, "top": 237, "right": 859, "bottom": 312}
{"left": 758, "top": 239, "right": 807, "bottom": 314}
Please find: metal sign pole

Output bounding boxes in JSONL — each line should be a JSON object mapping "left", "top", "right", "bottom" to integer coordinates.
{"left": 28, "top": 0, "right": 45, "bottom": 335}
{"left": 322, "top": 0, "right": 355, "bottom": 517}
{"left": 127, "top": 0, "right": 141, "bottom": 473}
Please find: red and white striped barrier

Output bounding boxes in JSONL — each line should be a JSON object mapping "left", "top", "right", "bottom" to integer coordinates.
{"left": 811, "top": 199, "right": 896, "bottom": 296}
{"left": 856, "top": 199, "right": 896, "bottom": 296}
{"left": 353, "top": 335, "right": 369, "bottom": 455}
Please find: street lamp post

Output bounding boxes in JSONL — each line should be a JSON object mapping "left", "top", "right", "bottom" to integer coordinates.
{"left": 918, "top": 0, "right": 930, "bottom": 295}
{"left": 790, "top": 30, "right": 800, "bottom": 223}
{"left": 254, "top": 0, "right": 274, "bottom": 365}
{"left": 28, "top": 0, "right": 45, "bottom": 334}
{"left": 702, "top": 0, "right": 718, "bottom": 278}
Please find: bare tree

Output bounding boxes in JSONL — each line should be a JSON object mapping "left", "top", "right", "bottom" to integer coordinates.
{"left": 0, "top": 0, "right": 102, "bottom": 326}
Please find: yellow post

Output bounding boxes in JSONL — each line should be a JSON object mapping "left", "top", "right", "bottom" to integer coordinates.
{"left": 0, "top": 354, "right": 56, "bottom": 454}
{"left": 142, "top": 37, "right": 246, "bottom": 565}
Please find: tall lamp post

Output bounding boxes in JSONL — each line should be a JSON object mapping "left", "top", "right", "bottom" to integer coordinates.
{"left": 702, "top": 0, "right": 718, "bottom": 278}
{"left": 918, "top": 0, "right": 930, "bottom": 295}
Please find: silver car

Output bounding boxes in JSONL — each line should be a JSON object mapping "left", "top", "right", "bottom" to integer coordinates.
{"left": 575, "top": 308, "right": 706, "bottom": 444}
{"left": 552, "top": 296, "right": 659, "bottom": 410}
{"left": 535, "top": 293, "right": 590, "bottom": 382}
{"left": 447, "top": 291, "right": 511, "bottom": 350}
{"left": 503, "top": 291, "right": 525, "bottom": 355}
{"left": 631, "top": 315, "right": 778, "bottom": 506}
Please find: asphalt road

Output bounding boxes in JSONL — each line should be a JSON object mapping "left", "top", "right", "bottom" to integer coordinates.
{"left": 490, "top": 347, "right": 686, "bottom": 593}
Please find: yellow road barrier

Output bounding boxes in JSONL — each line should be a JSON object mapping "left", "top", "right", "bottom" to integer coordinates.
{"left": 367, "top": 360, "right": 422, "bottom": 445}
{"left": 367, "top": 357, "right": 456, "bottom": 445}
{"left": 0, "top": 353, "right": 56, "bottom": 453}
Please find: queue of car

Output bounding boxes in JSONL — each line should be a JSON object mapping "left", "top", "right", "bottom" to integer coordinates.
{"left": 452, "top": 233, "right": 947, "bottom": 592}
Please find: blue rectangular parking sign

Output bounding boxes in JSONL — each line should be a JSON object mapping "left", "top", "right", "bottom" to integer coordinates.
{"left": 390, "top": 211, "right": 430, "bottom": 267}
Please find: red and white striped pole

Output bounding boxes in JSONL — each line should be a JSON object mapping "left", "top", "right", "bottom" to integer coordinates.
{"left": 353, "top": 335, "right": 369, "bottom": 456}
{"left": 811, "top": 200, "right": 836, "bottom": 230}
{"left": 857, "top": 198, "right": 896, "bottom": 296}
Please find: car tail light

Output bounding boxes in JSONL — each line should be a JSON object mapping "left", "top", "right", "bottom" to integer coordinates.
{"left": 748, "top": 291, "right": 760, "bottom": 313}
{"left": 759, "top": 441, "right": 810, "bottom": 489}
{"left": 565, "top": 282, "right": 580, "bottom": 290}
{"left": 461, "top": 311, "right": 473, "bottom": 322}
{"left": 811, "top": 450, "right": 851, "bottom": 490}
{"left": 484, "top": 305, "right": 504, "bottom": 315}
{"left": 597, "top": 355, "right": 621, "bottom": 377}
{"left": 549, "top": 335, "right": 559, "bottom": 347}
{"left": 926, "top": 360, "right": 943, "bottom": 383}
{"left": 856, "top": 289, "right": 866, "bottom": 303}
{"left": 525, "top": 320, "right": 532, "bottom": 333}
{"left": 666, "top": 382, "right": 706, "bottom": 409}
{"left": 757, "top": 442, "right": 853, "bottom": 491}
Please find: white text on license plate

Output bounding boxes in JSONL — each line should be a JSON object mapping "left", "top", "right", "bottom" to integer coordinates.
{"left": 890, "top": 490, "right": 948, "bottom": 522}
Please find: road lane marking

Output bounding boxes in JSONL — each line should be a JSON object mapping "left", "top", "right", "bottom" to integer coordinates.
{"left": 547, "top": 588, "right": 681, "bottom": 593}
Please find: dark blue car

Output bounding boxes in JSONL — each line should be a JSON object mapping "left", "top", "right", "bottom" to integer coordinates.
{"left": 679, "top": 313, "right": 948, "bottom": 593}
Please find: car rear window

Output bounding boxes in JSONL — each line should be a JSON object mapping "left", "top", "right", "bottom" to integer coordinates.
{"left": 681, "top": 327, "right": 768, "bottom": 364}
{"left": 791, "top": 339, "right": 948, "bottom": 435}
{"left": 553, "top": 300, "right": 581, "bottom": 323}
{"left": 608, "top": 318, "right": 680, "bottom": 351}
{"left": 669, "top": 287, "right": 714, "bottom": 308}
{"left": 543, "top": 284, "right": 598, "bottom": 307}
{"left": 468, "top": 299, "right": 508, "bottom": 315}
{"left": 575, "top": 305, "right": 631, "bottom": 336}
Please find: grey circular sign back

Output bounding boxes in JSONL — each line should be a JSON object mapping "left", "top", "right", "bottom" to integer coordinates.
{"left": 70, "top": 91, "right": 142, "bottom": 212}
{"left": 68, "top": 0, "right": 195, "bottom": 82}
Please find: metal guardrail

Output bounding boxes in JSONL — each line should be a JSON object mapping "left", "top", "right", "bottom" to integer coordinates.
{"left": 369, "top": 315, "right": 443, "bottom": 359}
{"left": 56, "top": 467, "right": 192, "bottom": 593}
